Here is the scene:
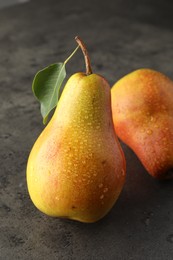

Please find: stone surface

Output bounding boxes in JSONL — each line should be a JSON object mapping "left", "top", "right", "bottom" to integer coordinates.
{"left": 0, "top": 0, "right": 30, "bottom": 10}
{"left": 0, "top": 0, "right": 173, "bottom": 259}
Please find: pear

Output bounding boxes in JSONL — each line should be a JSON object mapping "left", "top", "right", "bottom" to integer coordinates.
{"left": 111, "top": 68, "right": 173, "bottom": 179}
{"left": 26, "top": 37, "right": 126, "bottom": 223}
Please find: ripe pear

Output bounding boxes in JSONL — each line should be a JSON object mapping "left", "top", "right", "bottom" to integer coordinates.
{"left": 111, "top": 68, "right": 173, "bottom": 179}
{"left": 26, "top": 38, "right": 126, "bottom": 223}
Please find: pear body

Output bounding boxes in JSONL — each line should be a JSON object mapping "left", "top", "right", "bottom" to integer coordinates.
{"left": 111, "top": 69, "right": 173, "bottom": 179}
{"left": 27, "top": 72, "right": 126, "bottom": 222}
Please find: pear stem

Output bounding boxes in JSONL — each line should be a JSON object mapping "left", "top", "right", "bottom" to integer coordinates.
{"left": 75, "top": 36, "right": 92, "bottom": 75}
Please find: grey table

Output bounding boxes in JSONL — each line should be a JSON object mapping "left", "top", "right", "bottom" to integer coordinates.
{"left": 0, "top": 0, "right": 173, "bottom": 259}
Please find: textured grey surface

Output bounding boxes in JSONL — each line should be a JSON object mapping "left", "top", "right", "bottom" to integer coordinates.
{"left": 0, "top": 0, "right": 29, "bottom": 9}
{"left": 0, "top": 0, "right": 173, "bottom": 259}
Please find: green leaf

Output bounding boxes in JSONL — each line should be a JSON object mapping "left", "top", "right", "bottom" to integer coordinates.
{"left": 32, "top": 63, "right": 66, "bottom": 124}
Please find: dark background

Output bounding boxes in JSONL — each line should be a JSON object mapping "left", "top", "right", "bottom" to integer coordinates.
{"left": 0, "top": 0, "right": 173, "bottom": 259}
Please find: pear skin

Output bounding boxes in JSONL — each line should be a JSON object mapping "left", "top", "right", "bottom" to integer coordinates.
{"left": 27, "top": 72, "right": 126, "bottom": 223}
{"left": 111, "top": 68, "right": 173, "bottom": 179}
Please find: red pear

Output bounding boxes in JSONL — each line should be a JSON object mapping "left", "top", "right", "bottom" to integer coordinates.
{"left": 111, "top": 68, "right": 173, "bottom": 179}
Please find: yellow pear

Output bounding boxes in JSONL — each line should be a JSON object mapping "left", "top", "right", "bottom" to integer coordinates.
{"left": 27, "top": 37, "right": 126, "bottom": 223}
